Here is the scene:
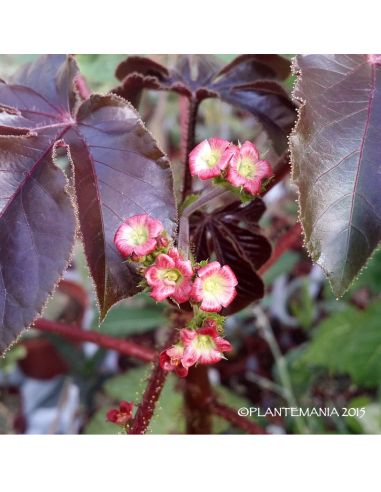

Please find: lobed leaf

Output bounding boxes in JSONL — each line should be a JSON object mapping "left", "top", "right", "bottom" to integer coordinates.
{"left": 114, "top": 55, "right": 296, "bottom": 152}
{"left": 0, "top": 55, "right": 176, "bottom": 351}
{"left": 0, "top": 55, "right": 78, "bottom": 352}
{"left": 65, "top": 94, "right": 176, "bottom": 318}
{"left": 290, "top": 54, "right": 381, "bottom": 296}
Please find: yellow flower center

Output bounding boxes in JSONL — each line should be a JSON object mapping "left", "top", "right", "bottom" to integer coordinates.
{"left": 203, "top": 150, "right": 221, "bottom": 168}
{"left": 130, "top": 225, "right": 149, "bottom": 245}
{"left": 237, "top": 157, "right": 256, "bottom": 178}
{"left": 163, "top": 269, "right": 181, "bottom": 283}
{"left": 194, "top": 334, "right": 215, "bottom": 352}
{"left": 203, "top": 275, "right": 223, "bottom": 295}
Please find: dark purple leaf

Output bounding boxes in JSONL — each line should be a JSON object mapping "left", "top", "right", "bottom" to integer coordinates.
{"left": 0, "top": 55, "right": 78, "bottom": 352}
{"left": 290, "top": 54, "right": 381, "bottom": 296}
{"left": 65, "top": 94, "right": 176, "bottom": 318}
{"left": 114, "top": 55, "right": 296, "bottom": 152}
{"left": 0, "top": 55, "right": 176, "bottom": 351}
{"left": 190, "top": 199, "right": 271, "bottom": 314}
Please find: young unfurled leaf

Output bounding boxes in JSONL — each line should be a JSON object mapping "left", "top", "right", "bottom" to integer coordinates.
{"left": 291, "top": 54, "right": 381, "bottom": 296}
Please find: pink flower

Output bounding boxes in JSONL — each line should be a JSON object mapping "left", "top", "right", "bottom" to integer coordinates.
{"left": 159, "top": 320, "right": 232, "bottom": 376}
{"left": 191, "top": 261, "right": 238, "bottom": 312}
{"left": 181, "top": 321, "right": 232, "bottom": 367}
{"left": 160, "top": 343, "right": 188, "bottom": 378}
{"left": 189, "top": 138, "right": 233, "bottom": 180}
{"left": 145, "top": 248, "right": 193, "bottom": 304}
{"left": 114, "top": 214, "right": 164, "bottom": 257}
{"left": 226, "top": 141, "right": 272, "bottom": 195}
{"left": 106, "top": 401, "right": 134, "bottom": 427}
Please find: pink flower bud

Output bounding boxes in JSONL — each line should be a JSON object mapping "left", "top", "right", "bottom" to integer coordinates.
{"left": 106, "top": 401, "right": 134, "bottom": 426}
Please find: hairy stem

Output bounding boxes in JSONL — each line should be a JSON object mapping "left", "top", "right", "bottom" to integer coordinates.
{"left": 209, "top": 400, "right": 267, "bottom": 434}
{"left": 128, "top": 359, "right": 169, "bottom": 435}
{"left": 34, "top": 318, "right": 155, "bottom": 362}
{"left": 184, "top": 364, "right": 213, "bottom": 434}
{"left": 181, "top": 98, "right": 199, "bottom": 202}
{"left": 129, "top": 310, "right": 191, "bottom": 434}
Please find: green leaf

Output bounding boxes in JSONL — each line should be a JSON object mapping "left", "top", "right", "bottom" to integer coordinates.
{"left": 93, "top": 297, "right": 165, "bottom": 337}
{"left": 347, "top": 247, "right": 381, "bottom": 295}
{"left": 301, "top": 302, "right": 381, "bottom": 387}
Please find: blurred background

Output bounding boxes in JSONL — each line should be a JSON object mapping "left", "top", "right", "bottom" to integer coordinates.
{"left": 1, "top": 55, "right": 380, "bottom": 435}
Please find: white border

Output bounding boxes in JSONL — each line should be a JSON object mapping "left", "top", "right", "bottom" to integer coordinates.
{"left": 0, "top": 435, "right": 379, "bottom": 490}
{"left": 0, "top": 0, "right": 379, "bottom": 53}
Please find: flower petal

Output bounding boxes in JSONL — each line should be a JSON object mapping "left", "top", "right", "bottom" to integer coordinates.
{"left": 172, "top": 279, "right": 192, "bottom": 303}
{"left": 197, "top": 261, "right": 222, "bottom": 278}
{"left": 220, "top": 265, "right": 238, "bottom": 286}
{"left": 182, "top": 345, "right": 199, "bottom": 367}
{"left": 180, "top": 328, "right": 197, "bottom": 345}
{"left": 155, "top": 253, "right": 176, "bottom": 269}
{"left": 191, "top": 278, "right": 203, "bottom": 302}
{"left": 215, "top": 337, "right": 232, "bottom": 353}
{"left": 198, "top": 349, "right": 223, "bottom": 365}
{"left": 150, "top": 285, "right": 175, "bottom": 302}
{"left": 240, "top": 140, "right": 260, "bottom": 161}
{"left": 146, "top": 216, "right": 164, "bottom": 237}
{"left": 134, "top": 238, "right": 157, "bottom": 256}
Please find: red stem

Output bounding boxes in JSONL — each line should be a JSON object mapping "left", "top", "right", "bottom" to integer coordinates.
{"left": 209, "top": 401, "right": 267, "bottom": 434}
{"left": 128, "top": 359, "right": 168, "bottom": 434}
{"left": 181, "top": 98, "right": 199, "bottom": 202}
{"left": 184, "top": 364, "right": 212, "bottom": 434}
{"left": 258, "top": 222, "right": 302, "bottom": 275}
{"left": 129, "top": 326, "right": 180, "bottom": 435}
{"left": 33, "top": 318, "right": 155, "bottom": 362}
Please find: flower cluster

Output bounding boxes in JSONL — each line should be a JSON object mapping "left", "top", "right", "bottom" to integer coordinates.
{"left": 106, "top": 401, "right": 134, "bottom": 428}
{"left": 114, "top": 214, "right": 237, "bottom": 377}
{"left": 160, "top": 318, "right": 232, "bottom": 377}
{"left": 189, "top": 138, "right": 273, "bottom": 196}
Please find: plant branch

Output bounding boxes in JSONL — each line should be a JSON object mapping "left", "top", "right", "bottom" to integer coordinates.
{"left": 184, "top": 364, "right": 213, "bottom": 434}
{"left": 209, "top": 400, "right": 267, "bottom": 434}
{"left": 33, "top": 318, "right": 155, "bottom": 362}
{"left": 181, "top": 98, "right": 199, "bottom": 202}
{"left": 128, "top": 357, "right": 169, "bottom": 435}
{"left": 128, "top": 310, "right": 191, "bottom": 434}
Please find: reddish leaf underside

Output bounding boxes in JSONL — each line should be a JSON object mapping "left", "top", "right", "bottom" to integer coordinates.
{"left": 291, "top": 54, "right": 381, "bottom": 296}
{"left": 0, "top": 55, "right": 176, "bottom": 352}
